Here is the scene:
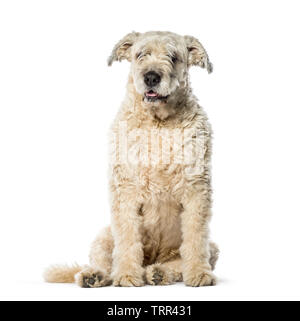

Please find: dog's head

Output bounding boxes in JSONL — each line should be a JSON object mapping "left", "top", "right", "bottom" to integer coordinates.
{"left": 108, "top": 31, "right": 212, "bottom": 107}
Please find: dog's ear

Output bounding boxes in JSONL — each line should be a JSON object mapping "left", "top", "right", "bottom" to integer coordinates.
{"left": 107, "top": 32, "right": 140, "bottom": 66}
{"left": 184, "top": 35, "right": 213, "bottom": 73}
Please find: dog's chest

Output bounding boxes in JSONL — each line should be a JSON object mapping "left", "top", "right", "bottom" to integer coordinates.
{"left": 124, "top": 125, "right": 188, "bottom": 195}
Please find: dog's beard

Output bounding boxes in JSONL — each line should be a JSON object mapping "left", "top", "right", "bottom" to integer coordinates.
{"left": 133, "top": 76, "right": 173, "bottom": 104}
{"left": 133, "top": 75, "right": 182, "bottom": 109}
{"left": 144, "top": 90, "right": 169, "bottom": 103}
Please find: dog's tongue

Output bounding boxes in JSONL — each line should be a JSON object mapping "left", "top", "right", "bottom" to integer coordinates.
{"left": 146, "top": 91, "right": 158, "bottom": 97}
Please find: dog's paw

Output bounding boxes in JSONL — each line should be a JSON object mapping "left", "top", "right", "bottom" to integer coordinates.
{"left": 75, "top": 268, "right": 112, "bottom": 288}
{"left": 145, "top": 264, "right": 174, "bottom": 286}
{"left": 113, "top": 272, "right": 145, "bottom": 287}
{"left": 184, "top": 269, "right": 216, "bottom": 287}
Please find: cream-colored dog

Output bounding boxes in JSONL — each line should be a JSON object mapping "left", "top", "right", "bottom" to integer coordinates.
{"left": 44, "top": 31, "right": 219, "bottom": 287}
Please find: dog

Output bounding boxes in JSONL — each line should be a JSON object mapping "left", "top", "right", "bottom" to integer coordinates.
{"left": 44, "top": 31, "right": 219, "bottom": 287}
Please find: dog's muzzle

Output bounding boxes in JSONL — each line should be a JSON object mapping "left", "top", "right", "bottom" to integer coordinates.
{"left": 144, "top": 90, "right": 169, "bottom": 102}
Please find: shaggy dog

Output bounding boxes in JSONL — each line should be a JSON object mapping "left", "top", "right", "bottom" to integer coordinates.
{"left": 44, "top": 31, "right": 219, "bottom": 287}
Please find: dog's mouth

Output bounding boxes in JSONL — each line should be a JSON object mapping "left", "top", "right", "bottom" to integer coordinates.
{"left": 144, "top": 90, "right": 169, "bottom": 102}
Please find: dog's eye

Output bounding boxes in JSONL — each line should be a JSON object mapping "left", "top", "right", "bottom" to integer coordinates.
{"left": 168, "top": 54, "right": 177, "bottom": 64}
{"left": 136, "top": 52, "right": 143, "bottom": 60}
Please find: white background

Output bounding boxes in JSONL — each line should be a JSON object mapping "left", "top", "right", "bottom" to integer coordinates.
{"left": 1, "top": 0, "right": 300, "bottom": 301}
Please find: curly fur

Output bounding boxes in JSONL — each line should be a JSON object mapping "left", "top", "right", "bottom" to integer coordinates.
{"left": 44, "top": 31, "right": 219, "bottom": 287}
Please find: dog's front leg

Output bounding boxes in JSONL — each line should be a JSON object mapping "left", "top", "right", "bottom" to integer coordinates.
{"left": 180, "top": 187, "right": 216, "bottom": 286}
{"left": 111, "top": 190, "right": 144, "bottom": 287}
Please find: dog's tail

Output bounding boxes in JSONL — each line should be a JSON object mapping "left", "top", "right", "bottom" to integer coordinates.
{"left": 43, "top": 264, "right": 85, "bottom": 283}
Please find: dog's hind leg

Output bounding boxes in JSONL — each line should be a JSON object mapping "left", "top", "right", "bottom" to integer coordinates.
{"left": 75, "top": 227, "right": 114, "bottom": 288}
{"left": 209, "top": 241, "right": 219, "bottom": 271}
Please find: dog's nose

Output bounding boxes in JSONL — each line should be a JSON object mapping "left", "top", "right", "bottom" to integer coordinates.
{"left": 144, "top": 71, "right": 161, "bottom": 87}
